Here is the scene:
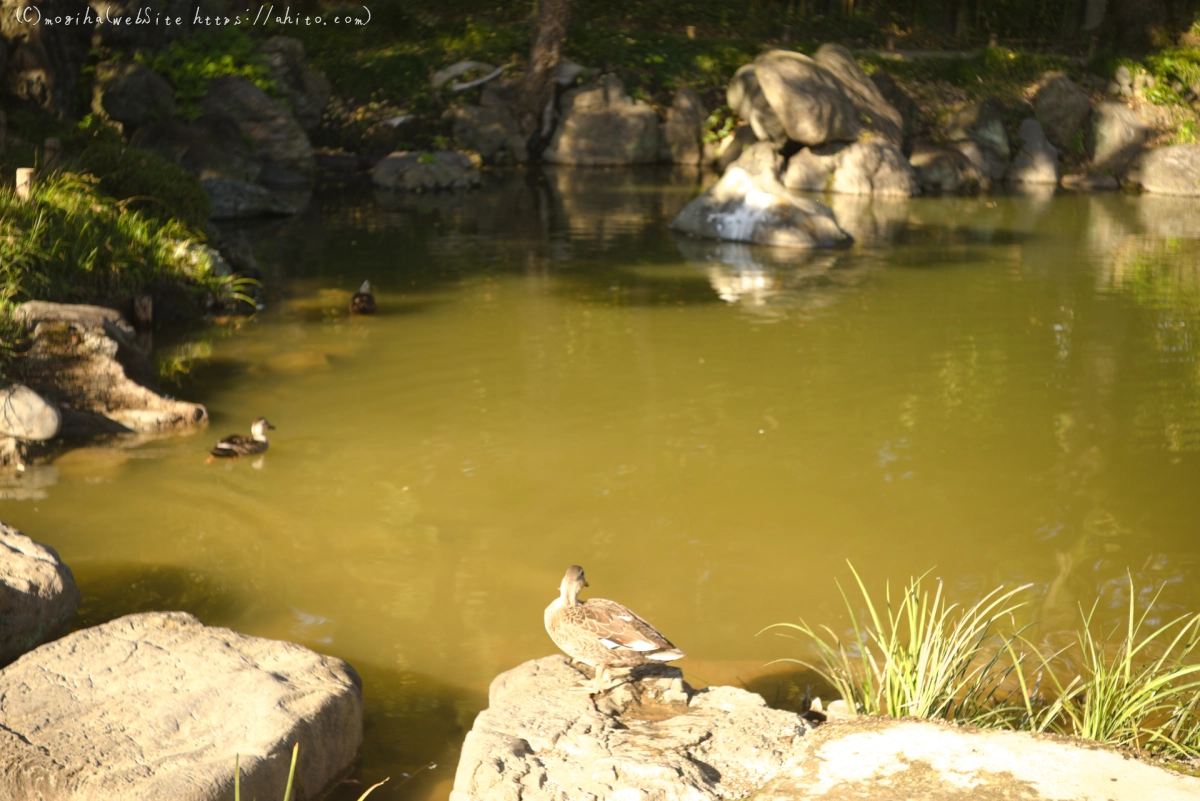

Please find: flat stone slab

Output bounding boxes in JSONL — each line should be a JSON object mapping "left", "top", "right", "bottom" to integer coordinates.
{"left": 756, "top": 717, "right": 1200, "bottom": 800}
{"left": 0, "top": 522, "right": 79, "bottom": 666}
{"left": 0, "top": 611, "right": 362, "bottom": 801}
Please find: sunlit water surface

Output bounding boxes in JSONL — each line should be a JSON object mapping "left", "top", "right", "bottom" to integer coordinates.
{"left": 4, "top": 169, "right": 1200, "bottom": 799}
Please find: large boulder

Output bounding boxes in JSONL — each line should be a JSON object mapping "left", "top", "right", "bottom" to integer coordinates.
{"left": 371, "top": 151, "right": 481, "bottom": 191}
{"left": 258, "top": 36, "right": 330, "bottom": 133}
{"left": 711, "top": 124, "right": 760, "bottom": 173}
{"left": 812, "top": 44, "right": 904, "bottom": 147}
{"left": 946, "top": 98, "right": 1010, "bottom": 182}
{"left": 670, "top": 142, "right": 852, "bottom": 248}
{"left": 542, "top": 75, "right": 661, "bottom": 165}
{"left": 451, "top": 655, "right": 815, "bottom": 801}
{"left": 753, "top": 50, "right": 860, "bottom": 146}
{"left": 1126, "top": 144, "right": 1200, "bottom": 195}
{"left": 90, "top": 61, "right": 175, "bottom": 129}
{"left": 201, "top": 178, "right": 297, "bottom": 220}
{"left": 660, "top": 86, "right": 708, "bottom": 165}
{"left": 12, "top": 302, "right": 208, "bottom": 436}
{"left": 1091, "top": 101, "right": 1151, "bottom": 174}
{"left": 0, "top": 385, "right": 60, "bottom": 441}
{"left": 0, "top": 611, "right": 362, "bottom": 801}
{"left": 131, "top": 115, "right": 262, "bottom": 182}
{"left": 783, "top": 140, "right": 918, "bottom": 196}
{"left": 452, "top": 104, "right": 527, "bottom": 166}
{"left": 1033, "top": 74, "right": 1091, "bottom": 150}
{"left": 201, "top": 76, "right": 315, "bottom": 182}
{"left": 909, "top": 141, "right": 983, "bottom": 194}
{"left": 1007, "top": 118, "right": 1060, "bottom": 184}
{"left": 727, "top": 63, "right": 787, "bottom": 145}
{"left": 0, "top": 522, "right": 80, "bottom": 667}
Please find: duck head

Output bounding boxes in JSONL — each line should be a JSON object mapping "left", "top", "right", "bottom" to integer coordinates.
{"left": 358, "top": 280, "right": 372, "bottom": 295}
{"left": 250, "top": 417, "right": 276, "bottom": 440}
{"left": 560, "top": 565, "right": 588, "bottom": 604}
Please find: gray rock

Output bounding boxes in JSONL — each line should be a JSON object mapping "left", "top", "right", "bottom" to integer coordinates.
{"left": 90, "top": 61, "right": 175, "bottom": 129}
{"left": 670, "top": 142, "right": 852, "bottom": 248}
{"left": 727, "top": 63, "right": 787, "bottom": 145}
{"left": 946, "top": 98, "right": 1010, "bottom": 181}
{"left": 201, "top": 76, "right": 314, "bottom": 180}
{"left": 813, "top": 44, "right": 904, "bottom": 147}
{"left": 371, "top": 151, "right": 481, "bottom": 191}
{"left": 783, "top": 140, "right": 918, "bottom": 196}
{"left": 452, "top": 104, "right": 527, "bottom": 165}
{"left": 201, "top": 178, "right": 297, "bottom": 219}
{"left": 1091, "top": 101, "right": 1151, "bottom": 173}
{"left": 0, "top": 611, "right": 362, "bottom": 801}
{"left": 1116, "top": 64, "right": 1133, "bottom": 92}
{"left": 1007, "top": 118, "right": 1060, "bottom": 184}
{"left": 0, "top": 385, "right": 60, "bottom": 441}
{"left": 0, "top": 522, "right": 79, "bottom": 666}
{"left": 450, "top": 655, "right": 814, "bottom": 801}
{"left": 258, "top": 36, "right": 330, "bottom": 133}
{"left": 660, "top": 86, "right": 708, "bottom": 165}
{"left": 711, "top": 124, "right": 760, "bottom": 173}
{"left": 1033, "top": 74, "right": 1091, "bottom": 150}
{"left": 1126, "top": 144, "right": 1200, "bottom": 195}
{"left": 910, "top": 141, "right": 983, "bottom": 194}
{"left": 131, "top": 115, "right": 262, "bottom": 182}
{"left": 12, "top": 301, "right": 208, "bottom": 436}
{"left": 753, "top": 50, "right": 860, "bottom": 146}
{"left": 542, "top": 75, "right": 661, "bottom": 165}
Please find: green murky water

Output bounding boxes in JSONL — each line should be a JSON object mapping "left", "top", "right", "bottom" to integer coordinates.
{"left": 4, "top": 168, "right": 1200, "bottom": 799}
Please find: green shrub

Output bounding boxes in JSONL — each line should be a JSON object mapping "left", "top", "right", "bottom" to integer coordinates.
{"left": 72, "top": 141, "right": 211, "bottom": 230}
{"left": 136, "top": 29, "right": 278, "bottom": 119}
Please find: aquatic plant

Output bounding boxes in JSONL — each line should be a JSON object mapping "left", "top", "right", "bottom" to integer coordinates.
{"left": 234, "top": 743, "right": 390, "bottom": 801}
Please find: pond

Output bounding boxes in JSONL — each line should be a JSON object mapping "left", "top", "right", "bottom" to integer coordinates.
{"left": 3, "top": 168, "right": 1200, "bottom": 799}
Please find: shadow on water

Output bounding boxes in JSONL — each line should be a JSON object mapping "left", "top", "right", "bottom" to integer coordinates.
{"left": 71, "top": 562, "right": 249, "bottom": 630}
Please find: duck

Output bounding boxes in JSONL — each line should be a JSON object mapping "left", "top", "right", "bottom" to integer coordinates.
{"left": 349, "top": 280, "right": 376, "bottom": 315}
{"left": 544, "top": 565, "right": 686, "bottom": 694}
{"left": 208, "top": 417, "right": 275, "bottom": 459}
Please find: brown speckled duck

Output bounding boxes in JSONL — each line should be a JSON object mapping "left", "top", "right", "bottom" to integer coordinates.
{"left": 544, "top": 565, "right": 686, "bottom": 694}
{"left": 209, "top": 417, "right": 274, "bottom": 458}
{"left": 349, "top": 280, "right": 376, "bottom": 315}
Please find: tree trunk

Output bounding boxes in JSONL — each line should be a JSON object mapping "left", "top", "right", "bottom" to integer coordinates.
{"left": 519, "top": 0, "right": 573, "bottom": 156}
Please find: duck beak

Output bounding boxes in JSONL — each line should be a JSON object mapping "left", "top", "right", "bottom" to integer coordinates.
{"left": 268, "top": 423, "right": 276, "bottom": 430}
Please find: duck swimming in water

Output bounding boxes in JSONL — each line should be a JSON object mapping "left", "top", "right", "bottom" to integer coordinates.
{"left": 349, "top": 280, "right": 376, "bottom": 315}
{"left": 544, "top": 565, "right": 686, "bottom": 694}
{"left": 208, "top": 417, "right": 275, "bottom": 459}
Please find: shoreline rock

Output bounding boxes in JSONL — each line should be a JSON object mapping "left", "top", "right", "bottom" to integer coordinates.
{"left": 0, "top": 522, "right": 80, "bottom": 667}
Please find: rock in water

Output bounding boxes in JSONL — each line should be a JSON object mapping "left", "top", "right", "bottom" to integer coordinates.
{"left": 451, "top": 655, "right": 814, "bottom": 801}
{"left": 660, "top": 86, "right": 709, "bottom": 165}
{"left": 1033, "top": 74, "right": 1091, "bottom": 151}
{"left": 371, "top": 151, "right": 482, "bottom": 191}
{"left": 0, "top": 522, "right": 80, "bottom": 666}
{"left": 909, "top": 141, "right": 984, "bottom": 194}
{"left": 1091, "top": 102, "right": 1151, "bottom": 174}
{"left": 783, "top": 140, "right": 918, "bottom": 196}
{"left": 812, "top": 44, "right": 904, "bottom": 148}
{"left": 0, "top": 385, "right": 61, "bottom": 441}
{"left": 201, "top": 178, "right": 298, "bottom": 220}
{"left": 202, "top": 76, "right": 315, "bottom": 182}
{"left": 670, "top": 143, "right": 853, "bottom": 248}
{"left": 0, "top": 612, "right": 362, "bottom": 801}
{"left": 542, "top": 75, "right": 661, "bottom": 165}
{"left": 1007, "top": 118, "right": 1060, "bottom": 185}
{"left": 945, "top": 98, "right": 1010, "bottom": 183}
{"left": 752, "top": 50, "right": 860, "bottom": 146}
{"left": 1126, "top": 144, "right": 1200, "bottom": 195}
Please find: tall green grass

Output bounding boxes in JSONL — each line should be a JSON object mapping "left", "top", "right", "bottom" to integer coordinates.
{"left": 766, "top": 565, "right": 1200, "bottom": 759}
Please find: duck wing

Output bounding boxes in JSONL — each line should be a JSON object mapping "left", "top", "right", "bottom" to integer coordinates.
{"left": 578, "top": 598, "right": 686, "bottom": 659}
{"left": 210, "top": 434, "right": 251, "bottom": 457}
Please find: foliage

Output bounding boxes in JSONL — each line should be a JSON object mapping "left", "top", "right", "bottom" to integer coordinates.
{"left": 136, "top": 29, "right": 278, "bottom": 119}
{"left": 1138, "top": 48, "right": 1200, "bottom": 105}
{"left": 72, "top": 140, "right": 212, "bottom": 230}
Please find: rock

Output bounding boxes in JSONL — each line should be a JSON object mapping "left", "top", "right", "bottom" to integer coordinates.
{"left": 452, "top": 104, "right": 527, "bottom": 166}
{"left": 451, "top": 655, "right": 814, "bottom": 801}
{"left": 432, "top": 60, "right": 498, "bottom": 89}
{"left": 1062, "top": 172, "right": 1120, "bottom": 191}
{"left": 201, "top": 76, "right": 315, "bottom": 180}
{"left": 1126, "top": 144, "right": 1200, "bottom": 195}
{"left": 660, "top": 86, "right": 708, "bottom": 165}
{"left": 670, "top": 142, "right": 852, "bottom": 248}
{"left": 90, "top": 61, "right": 175, "bottom": 129}
{"left": 1, "top": 0, "right": 91, "bottom": 116}
{"left": 712, "top": 124, "right": 760, "bottom": 173}
{"left": 371, "top": 151, "right": 481, "bottom": 191}
{"left": 12, "top": 301, "right": 208, "bottom": 436}
{"left": 1091, "top": 101, "right": 1151, "bottom": 174}
{"left": 1116, "top": 64, "right": 1133, "bottom": 93}
{"left": 131, "top": 115, "right": 262, "bottom": 182}
{"left": 869, "top": 68, "right": 922, "bottom": 153}
{"left": 1033, "top": 74, "right": 1091, "bottom": 150}
{"left": 727, "top": 63, "right": 787, "bottom": 145}
{"left": 783, "top": 140, "right": 918, "bottom": 196}
{"left": 258, "top": 36, "right": 330, "bottom": 133}
{"left": 0, "top": 611, "right": 362, "bottom": 801}
{"left": 909, "top": 141, "right": 983, "bottom": 194}
{"left": 0, "top": 385, "right": 60, "bottom": 441}
{"left": 813, "top": 44, "right": 904, "bottom": 147}
{"left": 754, "top": 718, "right": 1200, "bottom": 801}
{"left": 946, "top": 98, "right": 1009, "bottom": 181}
{"left": 542, "top": 75, "right": 661, "bottom": 165}
{"left": 202, "top": 178, "right": 297, "bottom": 219}
{"left": 753, "top": 50, "right": 860, "bottom": 146}
{"left": 0, "top": 522, "right": 79, "bottom": 666}
{"left": 1006, "top": 118, "right": 1060, "bottom": 184}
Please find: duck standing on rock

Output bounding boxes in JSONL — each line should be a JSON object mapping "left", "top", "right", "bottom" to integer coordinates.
{"left": 544, "top": 565, "right": 686, "bottom": 694}
{"left": 349, "top": 280, "right": 376, "bottom": 315}
{"left": 207, "top": 417, "right": 275, "bottom": 460}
